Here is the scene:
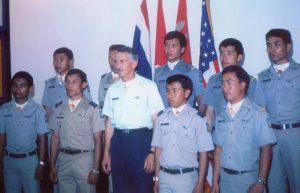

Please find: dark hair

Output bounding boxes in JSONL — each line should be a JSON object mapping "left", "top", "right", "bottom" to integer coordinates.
{"left": 53, "top": 47, "right": 74, "bottom": 60}
{"left": 66, "top": 68, "right": 87, "bottom": 83}
{"left": 164, "top": 31, "right": 187, "bottom": 48}
{"left": 116, "top": 45, "right": 139, "bottom": 61}
{"left": 266, "top": 28, "right": 292, "bottom": 45}
{"left": 166, "top": 74, "right": 193, "bottom": 99}
{"left": 222, "top": 65, "right": 250, "bottom": 94}
{"left": 219, "top": 38, "right": 244, "bottom": 56}
{"left": 109, "top": 44, "right": 124, "bottom": 52}
{"left": 12, "top": 71, "right": 33, "bottom": 87}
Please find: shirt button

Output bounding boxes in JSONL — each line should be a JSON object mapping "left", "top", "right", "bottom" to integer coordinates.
{"left": 228, "top": 156, "right": 231, "bottom": 159}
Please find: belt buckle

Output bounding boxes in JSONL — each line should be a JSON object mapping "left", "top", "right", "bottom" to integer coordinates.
{"left": 283, "top": 124, "right": 286, "bottom": 130}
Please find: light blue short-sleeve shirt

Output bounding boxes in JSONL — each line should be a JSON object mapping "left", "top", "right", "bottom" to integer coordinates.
{"left": 102, "top": 74, "right": 164, "bottom": 129}
{"left": 0, "top": 99, "right": 49, "bottom": 153}
{"left": 152, "top": 104, "right": 214, "bottom": 168}
{"left": 213, "top": 98, "right": 276, "bottom": 171}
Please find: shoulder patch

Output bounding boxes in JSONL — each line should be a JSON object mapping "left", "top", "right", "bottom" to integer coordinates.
{"left": 89, "top": 101, "right": 98, "bottom": 108}
{"left": 55, "top": 101, "right": 63, "bottom": 108}
{"left": 157, "top": 110, "right": 164, "bottom": 117}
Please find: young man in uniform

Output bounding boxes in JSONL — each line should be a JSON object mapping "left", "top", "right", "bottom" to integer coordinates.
{"left": 154, "top": 31, "right": 206, "bottom": 115}
{"left": 49, "top": 69, "right": 102, "bottom": 193}
{"left": 0, "top": 71, "right": 49, "bottom": 193}
{"left": 256, "top": 28, "right": 300, "bottom": 193}
{"left": 152, "top": 74, "right": 214, "bottom": 193}
{"left": 204, "top": 38, "right": 258, "bottom": 131}
{"left": 211, "top": 65, "right": 276, "bottom": 193}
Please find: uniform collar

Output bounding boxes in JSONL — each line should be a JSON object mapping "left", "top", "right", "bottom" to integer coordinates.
{"left": 227, "top": 98, "right": 245, "bottom": 117}
{"left": 168, "top": 60, "right": 180, "bottom": 71}
{"left": 171, "top": 103, "right": 187, "bottom": 116}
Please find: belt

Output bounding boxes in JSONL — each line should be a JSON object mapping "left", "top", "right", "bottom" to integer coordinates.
{"left": 223, "top": 168, "right": 252, "bottom": 175}
{"left": 5, "top": 150, "right": 36, "bottom": 158}
{"left": 271, "top": 122, "right": 300, "bottom": 130}
{"left": 59, "top": 149, "right": 91, "bottom": 155}
{"left": 114, "top": 127, "right": 150, "bottom": 134}
{"left": 160, "top": 166, "right": 197, "bottom": 174}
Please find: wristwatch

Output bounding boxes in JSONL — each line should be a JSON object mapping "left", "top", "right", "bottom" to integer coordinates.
{"left": 153, "top": 176, "right": 159, "bottom": 182}
{"left": 39, "top": 161, "right": 45, "bottom": 166}
{"left": 257, "top": 177, "right": 267, "bottom": 186}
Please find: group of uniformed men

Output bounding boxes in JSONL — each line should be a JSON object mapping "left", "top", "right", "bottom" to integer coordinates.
{"left": 0, "top": 28, "right": 299, "bottom": 193}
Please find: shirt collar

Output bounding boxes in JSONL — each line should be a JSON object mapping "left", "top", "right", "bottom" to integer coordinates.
{"left": 15, "top": 101, "right": 28, "bottom": 110}
{"left": 227, "top": 98, "right": 245, "bottom": 117}
{"left": 168, "top": 60, "right": 180, "bottom": 71}
{"left": 68, "top": 98, "right": 82, "bottom": 109}
{"left": 171, "top": 103, "right": 187, "bottom": 116}
{"left": 273, "top": 62, "right": 289, "bottom": 72}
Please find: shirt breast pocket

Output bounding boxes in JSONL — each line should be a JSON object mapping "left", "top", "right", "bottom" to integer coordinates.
{"left": 178, "top": 126, "right": 197, "bottom": 153}
{"left": 235, "top": 120, "right": 254, "bottom": 145}
{"left": 75, "top": 114, "right": 92, "bottom": 136}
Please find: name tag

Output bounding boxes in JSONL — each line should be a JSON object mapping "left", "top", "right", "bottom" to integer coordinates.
{"left": 24, "top": 115, "right": 33, "bottom": 118}
{"left": 4, "top": 114, "right": 12, "bottom": 117}
{"left": 159, "top": 80, "right": 165, "bottom": 83}
{"left": 213, "top": 86, "right": 221, "bottom": 89}
{"left": 161, "top": 123, "right": 169, "bottom": 126}
{"left": 49, "top": 86, "right": 55, "bottom": 88}
{"left": 262, "top": 78, "right": 271, "bottom": 83}
{"left": 218, "top": 120, "right": 226, "bottom": 123}
{"left": 57, "top": 116, "right": 64, "bottom": 119}
{"left": 112, "top": 97, "right": 119, "bottom": 101}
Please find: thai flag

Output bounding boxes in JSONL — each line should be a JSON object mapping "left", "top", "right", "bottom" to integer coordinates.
{"left": 133, "top": 0, "right": 152, "bottom": 80}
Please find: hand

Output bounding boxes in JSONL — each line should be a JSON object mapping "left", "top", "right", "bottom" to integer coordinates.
{"left": 87, "top": 170, "right": 99, "bottom": 184}
{"left": 153, "top": 181, "right": 159, "bottom": 193}
{"left": 193, "top": 182, "right": 203, "bottom": 193}
{"left": 247, "top": 183, "right": 265, "bottom": 193}
{"left": 144, "top": 153, "right": 154, "bottom": 173}
{"left": 35, "top": 164, "right": 44, "bottom": 180}
{"left": 210, "top": 183, "right": 219, "bottom": 193}
{"left": 49, "top": 166, "right": 58, "bottom": 183}
{"left": 101, "top": 153, "right": 111, "bottom": 174}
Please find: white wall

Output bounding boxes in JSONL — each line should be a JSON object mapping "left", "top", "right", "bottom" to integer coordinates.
{"left": 10, "top": 0, "right": 300, "bottom": 102}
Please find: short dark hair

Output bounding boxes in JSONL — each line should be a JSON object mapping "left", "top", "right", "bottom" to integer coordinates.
{"left": 164, "top": 31, "right": 187, "bottom": 48}
{"left": 222, "top": 65, "right": 250, "bottom": 94}
{"left": 116, "top": 45, "right": 139, "bottom": 61}
{"left": 219, "top": 38, "right": 244, "bottom": 56}
{"left": 53, "top": 47, "right": 74, "bottom": 60}
{"left": 11, "top": 71, "right": 34, "bottom": 87}
{"left": 166, "top": 74, "right": 193, "bottom": 99}
{"left": 66, "top": 68, "right": 87, "bottom": 83}
{"left": 109, "top": 44, "right": 124, "bottom": 52}
{"left": 266, "top": 28, "right": 292, "bottom": 45}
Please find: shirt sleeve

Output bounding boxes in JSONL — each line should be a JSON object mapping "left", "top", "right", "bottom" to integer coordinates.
{"left": 203, "top": 76, "right": 216, "bottom": 106}
{"left": 0, "top": 107, "right": 5, "bottom": 133}
{"left": 91, "top": 107, "right": 103, "bottom": 132}
{"left": 151, "top": 115, "right": 163, "bottom": 148}
{"left": 48, "top": 108, "right": 58, "bottom": 132}
{"left": 36, "top": 107, "right": 50, "bottom": 134}
{"left": 147, "top": 82, "right": 164, "bottom": 115}
{"left": 41, "top": 81, "right": 50, "bottom": 107}
{"left": 196, "top": 116, "right": 214, "bottom": 152}
{"left": 102, "top": 87, "right": 113, "bottom": 118}
{"left": 255, "top": 112, "right": 276, "bottom": 146}
{"left": 190, "top": 69, "right": 205, "bottom": 96}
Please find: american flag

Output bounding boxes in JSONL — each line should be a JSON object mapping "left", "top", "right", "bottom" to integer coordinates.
{"left": 199, "top": 0, "right": 220, "bottom": 87}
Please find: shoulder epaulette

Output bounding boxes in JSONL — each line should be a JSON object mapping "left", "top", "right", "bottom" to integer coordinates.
{"left": 55, "top": 101, "right": 63, "bottom": 108}
{"left": 157, "top": 110, "right": 164, "bottom": 117}
{"left": 89, "top": 101, "right": 98, "bottom": 108}
{"left": 101, "top": 73, "right": 107, "bottom": 78}
{"left": 197, "top": 111, "right": 205, "bottom": 118}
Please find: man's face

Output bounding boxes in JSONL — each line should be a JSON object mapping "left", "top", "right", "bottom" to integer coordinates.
{"left": 12, "top": 78, "right": 31, "bottom": 102}
{"left": 221, "top": 72, "right": 245, "bottom": 104}
{"left": 266, "top": 36, "right": 291, "bottom": 65}
{"left": 167, "top": 82, "right": 190, "bottom": 108}
{"left": 113, "top": 52, "right": 137, "bottom": 81}
{"left": 65, "top": 74, "right": 86, "bottom": 100}
{"left": 164, "top": 38, "right": 185, "bottom": 63}
{"left": 219, "top": 46, "right": 243, "bottom": 68}
{"left": 108, "top": 50, "right": 118, "bottom": 73}
{"left": 53, "top": 53, "right": 71, "bottom": 76}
